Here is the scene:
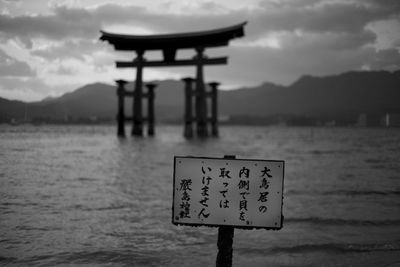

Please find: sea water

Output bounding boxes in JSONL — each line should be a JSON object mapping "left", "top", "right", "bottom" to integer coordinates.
{"left": 0, "top": 125, "right": 399, "bottom": 266}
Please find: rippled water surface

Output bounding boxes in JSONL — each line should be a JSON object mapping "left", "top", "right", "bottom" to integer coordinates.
{"left": 1, "top": 125, "right": 400, "bottom": 266}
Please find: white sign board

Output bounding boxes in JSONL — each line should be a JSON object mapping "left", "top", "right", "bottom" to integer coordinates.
{"left": 172, "top": 156, "right": 284, "bottom": 229}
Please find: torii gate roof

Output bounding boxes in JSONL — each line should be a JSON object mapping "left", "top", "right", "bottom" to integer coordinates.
{"left": 100, "top": 22, "right": 247, "bottom": 51}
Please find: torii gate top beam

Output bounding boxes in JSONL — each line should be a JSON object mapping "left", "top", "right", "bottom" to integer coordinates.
{"left": 99, "top": 22, "right": 247, "bottom": 52}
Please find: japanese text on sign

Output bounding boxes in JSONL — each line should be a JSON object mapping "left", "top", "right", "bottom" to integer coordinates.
{"left": 172, "top": 156, "right": 284, "bottom": 229}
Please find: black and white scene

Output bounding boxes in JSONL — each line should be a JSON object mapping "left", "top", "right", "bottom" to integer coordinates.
{"left": 0, "top": 0, "right": 400, "bottom": 266}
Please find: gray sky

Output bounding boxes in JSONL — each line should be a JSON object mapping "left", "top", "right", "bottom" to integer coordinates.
{"left": 0, "top": 0, "right": 399, "bottom": 101}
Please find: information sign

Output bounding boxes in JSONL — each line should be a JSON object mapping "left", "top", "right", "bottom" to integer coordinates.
{"left": 172, "top": 156, "right": 284, "bottom": 229}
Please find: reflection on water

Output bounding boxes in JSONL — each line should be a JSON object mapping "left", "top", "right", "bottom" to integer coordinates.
{"left": 1, "top": 125, "right": 400, "bottom": 266}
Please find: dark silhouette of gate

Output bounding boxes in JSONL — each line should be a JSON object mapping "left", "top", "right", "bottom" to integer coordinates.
{"left": 100, "top": 22, "right": 246, "bottom": 138}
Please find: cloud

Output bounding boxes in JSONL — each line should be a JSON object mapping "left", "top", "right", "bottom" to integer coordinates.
{"left": 0, "top": 0, "right": 399, "bottom": 101}
{"left": 50, "top": 65, "right": 77, "bottom": 75}
{"left": 1, "top": 1, "right": 398, "bottom": 45}
{"left": 221, "top": 34, "right": 397, "bottom": 86}
{"left": 0, "top": 76, "right": 45, "bottom": 91}
{"left": 0, "top": 48, "right": 35, "bottom": 76}
{"left": 0, "top": 3, "right": 243, "bottom": 45}
{"left": 249, "top": 0, "right": 400, "bottom": 37}
{"left": 31, "top": 39, "right": 109, "bottom": 60}
{"left": 369, "top": 48, "right": 400, "bottom": 70}
{"left": 236, "top": 29, "right": 377, "bottom": 51}
{"left": 0, "top": 75, "right": 80, "bottom": 101}
{"left": 0, "top": 9, "right": 97, "bottom": 46}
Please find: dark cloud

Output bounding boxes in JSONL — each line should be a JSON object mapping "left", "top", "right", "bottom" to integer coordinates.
{"left": 0, "top": 9, "right": 98, "bottom": 46}
{"left": 1, "top": 1, "right": 397, "bottom": 44}
{"left": 0, "top": 3, "right": 242, "bottom": 44}
{"left": 250, "top": 0, "right": 400, "bottom": 37}
{"left": 0, "top": 49, "right": 35, "bottom": 77}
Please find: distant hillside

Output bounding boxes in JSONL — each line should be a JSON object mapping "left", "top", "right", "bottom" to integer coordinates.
{"left": 0, "top": 97, "right": 26, "bottom": 122}
{"left": 0, "top": 70, "right": 399, "bottom": 125}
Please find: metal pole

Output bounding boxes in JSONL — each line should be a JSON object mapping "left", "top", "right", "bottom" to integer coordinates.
{"left": 216, "top": 155, "right": 236, "bottom": 267}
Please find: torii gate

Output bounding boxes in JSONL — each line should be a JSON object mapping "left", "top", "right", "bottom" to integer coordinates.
{"left": 100, "top": 22, "right": 246, "bottom": 138}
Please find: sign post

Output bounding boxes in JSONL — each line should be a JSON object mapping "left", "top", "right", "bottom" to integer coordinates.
{"left": 216, "top": 155, "right": 236, "bottom": 267}
{"left": 172, "top": 155, "right": 285, "bottom": 266}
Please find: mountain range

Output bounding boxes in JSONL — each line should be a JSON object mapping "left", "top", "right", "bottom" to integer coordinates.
{"left": 1, "top": 70, "right": 399, "bottom": 125}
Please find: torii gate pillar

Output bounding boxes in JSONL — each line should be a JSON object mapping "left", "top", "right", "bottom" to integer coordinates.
{"left": 209, "top": 82, "right": 220, "bottom": 137}
{"left": 132, "top": 50, "right": 144, "bottom": 136}
{"left": 146, "top": 83, "right": 157, "bottom": 136}
{"left": 195, "top": 47, "right": 208, "bottom": 138}
{"left": 116, "top": 79, "right": 128, "bottom": 137}
{"left": 182, "top": 77, "right": 194, "bottom": 138}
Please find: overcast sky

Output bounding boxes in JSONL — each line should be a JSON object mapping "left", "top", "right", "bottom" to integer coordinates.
{"left": 0, "top": 0, "right": 399, "bottom": 101}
